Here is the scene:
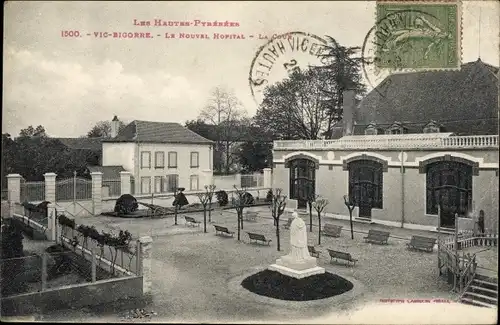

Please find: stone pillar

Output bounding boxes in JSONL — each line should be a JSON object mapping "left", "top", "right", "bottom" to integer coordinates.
{"left": 47, "top": 203, "right": 57, "bottom": 241}
{"left": 263, "top": 168, "right": 272, "bottom": 189}
{"left": 234, "top": 173, "right": 242, "bottom": 188}
{"left": 43, "top": 172, "right": 57, "bottom": 203}
{"left": 120, "top": 171, "right": 131, "bottom": 195}
{"left": 7, "top": 174, "right": 22, "bottom": 203}
{"left": 91, "top": 172, "right": 103, "bottom": 216}
{"left": 139, "top": 236, "right": 153, "bottom": 294}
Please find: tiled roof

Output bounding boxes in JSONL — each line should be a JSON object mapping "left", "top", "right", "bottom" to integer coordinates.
{"left": 355, "top": 60, "right": 499, "bottom": 135}
{"left": 103, "top": 121, "right": 214, "bottom": 144}
{"left": 55, "top": 137, "right": 103, "bottom": 151}
{"left": 87, "top": 165, "right": 125, "bottom": 180}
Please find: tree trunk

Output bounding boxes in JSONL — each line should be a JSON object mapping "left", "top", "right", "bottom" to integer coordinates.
{"left": 349, "top": 209, "right": 354, "bottom": 240}
{"left": 208, "top": 201, "right": 212, "bottom": 222}
{"left": 240, "top": 209, "right": 244, "bottom": 229}
{"left": 203, "top": 208, "right": 207, "bottom": 233}
{"left": 237, "top": 211, "right": 241, "bottom": 241}
{"left": 276, "top": 219, "right": 281, "bottom": 251}
{"left": 309, "top": 204, "right": 313, "bottom": 232}
{"left": 174, "top": 205, "right": 178, "bottom": 225}
{"left": 318, "top": 212, "right": 322, "bottom": 245}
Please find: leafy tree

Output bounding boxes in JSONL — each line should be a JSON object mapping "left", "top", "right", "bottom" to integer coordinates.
{"left": 270, "top": 188, "right": 287, "bottom": 251}
{"left": 235, "top": 141, "right": 273, "bottom": 173}
{"left": 19, "top": 125, "right": 46, "bottom": 137}
{"left": 313, "top": 198, "right": 329, "bottom": 245}
{"left": 87, "top": 120, "right": 126, "bottom": 138}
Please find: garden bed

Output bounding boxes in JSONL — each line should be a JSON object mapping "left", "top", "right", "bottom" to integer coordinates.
{"left": 241, "top": 270, "right": 353, "bottom": 301}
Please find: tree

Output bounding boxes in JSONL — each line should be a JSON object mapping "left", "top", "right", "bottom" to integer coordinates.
{"left": 198, "top": 87, "right": 249, "bottom": 173}
{"left": 313, "top": 36, "right": 368, "bottom": 137}
{"left": 254, "top": 69, "right": 330, "bottom": 140}
{"left": 197, "top": 191, "right": 210, "bottom": 233}
{"left": 235, "top": 141, "right": 273, "bottom": 173}
{"left": 344, "top": 195, "right": 356, "bottom": 240}
{"left": 306, "top": 192, "right": 320, "bottom": 233}
{"left": 87, "top": 120, "right": 126, "bottom": 138}
{"left": 19, "top": 125, "right": 46, "bottom": 137}
{"left": 233, "top": 186, "right": 253, "bottom": 241}
{"left": 270, "top": 188, "right": 287, "bottom": 251}
{"left": 313, "top": 198, "right": 329, "bottom": 245}
{"left": 206, "top": 185, "right": 216, "bottom": 223}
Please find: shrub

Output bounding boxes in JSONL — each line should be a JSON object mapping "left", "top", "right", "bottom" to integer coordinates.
{"left": 172, "top": 191, "right": 189, "bottom": 207}
{"left": 216, "top": 190, "right": 228, "bottom": 206}
{"left": 1, "top": 218, "right": 24, "bottom": 259}
{"left": 58, "top": 214, "right": 75, "bottom": 229}
{"left": 114, "top": 194, "right": 139, "bottom": 215}
{"left": 265, "top": 189, "right": 273, "bottom": 202}
{"left": 242, "top": 192, "right": 255, "bottom": 205}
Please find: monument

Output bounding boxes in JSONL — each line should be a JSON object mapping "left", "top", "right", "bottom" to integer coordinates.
{"left": 268, "top": 212, "right": 326, "bottom": 279}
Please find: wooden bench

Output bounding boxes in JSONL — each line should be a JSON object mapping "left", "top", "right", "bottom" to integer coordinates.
{"left": 407, "top": 236, "right": 436, "bottom": 252}
{"left": 322, "top": 223, "right": 343, "bottom": 237}
{"left": 244, "top": 211, "right": 258, "bottom": 222}
{"left": 184, "top": 216, "right": 201, "bottom": 227}
{"left": 247, "top": 232, "right": 272, "bottom": 245}
{"left": 327, "top": 249, "right": 358, "bottom": 266}
{"left": 363, "top": 229, "right": 390, "bottom": 245}
{"left": 308, "top": 245, "right": 321, "bottom": 258}
{"left": 283, "top": 217, "right": 294, "bottom": 229}
{"left": 213, "top": 225, "right": 234, "bottom": 237}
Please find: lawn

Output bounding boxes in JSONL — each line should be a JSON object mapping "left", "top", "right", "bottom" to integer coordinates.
{"left": 36, "top": 207, "right": 462, "bottom": 322}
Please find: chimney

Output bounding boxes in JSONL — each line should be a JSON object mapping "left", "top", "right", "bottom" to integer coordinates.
{"left": 342, "top": 89, "right": 356, "bottom": 136}
{"left": 111, "top": 115, "right": 119, "bottom": 138}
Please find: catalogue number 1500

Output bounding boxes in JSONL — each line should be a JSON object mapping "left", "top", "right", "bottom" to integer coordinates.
{"left": 61, "top": 30, "right": 81, "bottom": 37}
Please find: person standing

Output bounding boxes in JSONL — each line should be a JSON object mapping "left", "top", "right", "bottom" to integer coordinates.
{"left": 478, "top": 210, "right": 485, "bottom": 235}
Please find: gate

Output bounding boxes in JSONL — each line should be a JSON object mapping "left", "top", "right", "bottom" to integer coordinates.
{"left": 20, "top": 178, "right": 45, "bottom": 202}
{"left": 55, "top": 171, "right": 94, "bottom": 217}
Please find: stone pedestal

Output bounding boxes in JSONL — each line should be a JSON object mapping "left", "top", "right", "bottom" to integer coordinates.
{"left": 269, "top": 254, "right": 325, "bottom": 279}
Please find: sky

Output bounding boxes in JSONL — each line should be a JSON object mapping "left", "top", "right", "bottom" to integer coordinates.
{"left": 3, "top": 1, "right": 499, "bottom": 138}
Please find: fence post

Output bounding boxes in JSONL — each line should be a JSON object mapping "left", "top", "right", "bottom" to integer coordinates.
{"left": 41, "top": 253, "right": 47, "bottom": 291}
{"left": 47, "top": 203, "right": 57, "bottom": 241}
{"left": 7, "top": 174, "right": 22, "bottom": 204}
{"left": 43, "top": 172, "right": 57, "bottom": 203}
{"left": 91, "top": 250, "right": 97, "bottom": 282}
{"left": 263, "top": 168, "right": 272, "bottom": 189}
{"left": 120, "top": 171, "right": 131, "bottom": 195}
{"left": 91, "top": 171, "right": 103, "bottom": 216}
{"left": 235, "top": 173, "right": 242, "bottom": 188}
{"left": 139, "top": 236, "right": 153, "bottom": 294}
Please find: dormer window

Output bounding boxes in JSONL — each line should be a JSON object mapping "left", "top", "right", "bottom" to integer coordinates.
{"left": 385, "top": 121, "right": 408, "bottom": 135}
{"left": 423, "top": 120, "right": 442, "bottom": 133}
{"left": 365, "top": 122, "right": 378, "bottom": 135}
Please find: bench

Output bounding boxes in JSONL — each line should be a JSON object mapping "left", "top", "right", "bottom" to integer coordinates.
{"left": 327, "top": 249, "right": 358, "bottom": 266}
{"left": 283, "top": 217, "right": 294, "bottom": 229}
{"left": 308, "top": 245, "right": 321, "bottom": 258}
{"left": 322, "top": 223, "right": 343, "bottom": 237}
{"left": 363, "top": 229, "right": 390, "bottom": 245}
{"left": 247, "top": 232, "right": 272, "bottom": 245}
{"left": 184, "top": 216, "right": 201, "bottom": 227}
{"left": 214, "top": 225, "right": 234, "bottom": 237}
{"left": 244, "top": 211, "right": 258, "bottom": 222}
{"left": 407, "top": 236, "right": 436, "bottom": 252}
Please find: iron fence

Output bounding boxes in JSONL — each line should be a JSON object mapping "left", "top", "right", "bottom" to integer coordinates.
{"left": 20, "top": 180, "right": 45, "bottom": 202}
{"left": 56, "top": 177, "right": 92, "bottom": 201}
{"left": 102, "top": 179, "right": 121, "bottom": 198}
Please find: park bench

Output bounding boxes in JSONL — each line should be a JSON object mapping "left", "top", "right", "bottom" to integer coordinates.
{"left": 308, "top": 245, "right": 321, "bottom": 258}
{"left": 363, "top": 229, "right": 390, "bottom": 245}
{"left": 322, "top": 223, "right": 343, "bottom": 237}
{"left": 244, "top": 211, "right": 258, "bottom": 222}
{"left": 214, "top": 225, "right": 234, "bottom": 237}
{"left": 327, "top": 249, "right": 358, "bottom": 266}
{"left": 247, "top": 232, "right": 272, "bottom": 246}
{"left": 406, "top": 236, "right": 436, "bottom": 252}
{"left": 184, "top": 216, "right": 201, "bottom": 227}
{"left": 283, "top": 217, "right": 294, "bottom": 229}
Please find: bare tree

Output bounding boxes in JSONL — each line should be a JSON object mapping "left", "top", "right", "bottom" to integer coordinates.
{"left": 233, "top": 185, "right": 253, "bottom": 241}
{"left": 306, "top": 191, "right": 320, "bottom": 233}
{"left": 313, "top": 198, "right": 329, "bottom": 245}
{"left": 270, "top": 188, "right": 287, "bottom": 251}
{"left": 199, "top": 87, "right": 249, "bottom": 173}
{"left": 344, "top": 195, "right": 356, "bottom": 240}
{"left": 197, "top": 191, "right": 210, "bottom": 233}
{"left": 206, "top": 185, "right": 217, "bottom": 223}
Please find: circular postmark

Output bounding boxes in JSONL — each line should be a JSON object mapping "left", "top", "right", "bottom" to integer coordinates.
{"left": 248, "top": 31, "right": 329, "bottom": 106}
{"left": 361, "top": 7, "right": 460, "bottom": 94}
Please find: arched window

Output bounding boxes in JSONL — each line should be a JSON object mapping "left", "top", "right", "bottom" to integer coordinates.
{"left": 426, "top": 161, "right": 472, "bottom": 217}
{"left": 289, "top": 159, "right": 316, "bottom": 208}
{"left": 348, "top": 160, "right": 383, "bottom": 209}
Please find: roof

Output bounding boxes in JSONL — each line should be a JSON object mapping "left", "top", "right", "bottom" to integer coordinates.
{"left": 355, "top": 59, "right": 499, "bottom": 135}
{"left": 55, "top": 137, "right": 103, "bottom": 151}
{"left": 87, "top": 165, "right": 125, "bottom": 180}
{"left": 102, "top": 120, "right": 214, "bottom": 144}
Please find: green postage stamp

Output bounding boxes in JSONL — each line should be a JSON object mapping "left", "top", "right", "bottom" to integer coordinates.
{"left": 375, "top": 1, "right": 461, "bottom": 70}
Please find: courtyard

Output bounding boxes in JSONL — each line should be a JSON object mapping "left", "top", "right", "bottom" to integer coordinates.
{"left": 27, "top": 206, "right": 492, "bottom": 323}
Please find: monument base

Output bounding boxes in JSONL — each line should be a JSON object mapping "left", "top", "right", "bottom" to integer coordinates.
{"left": 268, "top": 264, "right": 326, "bottom": 279}
{"left": 275, "top": 255, "right": 318, "bottom": 271}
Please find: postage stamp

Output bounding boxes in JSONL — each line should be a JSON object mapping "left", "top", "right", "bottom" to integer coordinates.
{"left": 248, "top": 31, "right": 328, "bottom": 106}
{"left": 374, "top": 1, "right": 461, "bottom": 70}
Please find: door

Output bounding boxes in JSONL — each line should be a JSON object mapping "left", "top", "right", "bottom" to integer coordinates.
{"left": 289, "top": 159, "right": 316, "bottom": 209}
{"left": 439, "top": 188, "right": 457, "bottom": 228}
{"left": 356, "top": 182, "right": 373, "bottom": 219}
